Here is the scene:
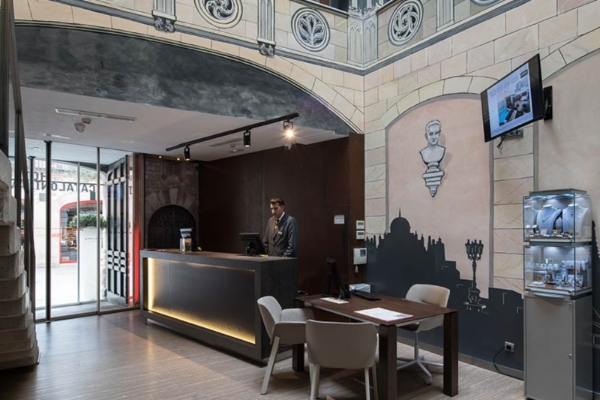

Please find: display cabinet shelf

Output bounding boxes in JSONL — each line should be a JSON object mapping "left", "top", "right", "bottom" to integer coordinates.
{"left": 523, "top": 189, "right": 591, "bottom": 244}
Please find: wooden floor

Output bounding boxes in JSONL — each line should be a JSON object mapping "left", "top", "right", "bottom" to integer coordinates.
{"left": 1, "top": 311, "right": 524, "bottom": 399}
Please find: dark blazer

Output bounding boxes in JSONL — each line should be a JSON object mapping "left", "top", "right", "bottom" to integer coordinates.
{"left": 263, "top": 213, "right": 298, "bottom": 257}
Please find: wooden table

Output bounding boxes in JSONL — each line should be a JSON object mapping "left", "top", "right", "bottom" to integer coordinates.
{"left": 295, "top": 294, "right": 458, "bottom": 399}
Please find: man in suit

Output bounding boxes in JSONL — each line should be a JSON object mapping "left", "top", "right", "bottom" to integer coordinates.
{"left": 263, "top": 197, "right": 298, "bottom": 257}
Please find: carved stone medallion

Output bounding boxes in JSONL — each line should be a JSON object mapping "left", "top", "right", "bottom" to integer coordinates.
{"left": 292, "top": 8, "right": 330, "bottom": 52}
{"left": 196, "top": 0, "right": 242, "bottom": 28}
{"left": 388, "top": 0, "right": 423, "bottom": 46}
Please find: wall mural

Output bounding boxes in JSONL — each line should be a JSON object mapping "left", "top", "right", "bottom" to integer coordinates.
{"left": 388, "top": 0, "right": 423, "bottom": 46}
{"left": 388, "top": 98, "right": 490, "bottom": 293}
{"left": 292, "top": 8, "right": 331, "bottom": 52}
{"left": 366, "top": 212, "right": 524, "bottom": 370}
{"left": 366, "top": 212, "right": 600, "bottom": 378}
{"left": 420, "top": 119, "right": 446, "bottom": 197}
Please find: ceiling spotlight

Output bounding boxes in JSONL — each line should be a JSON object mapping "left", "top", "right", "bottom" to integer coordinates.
{"left": 243, "top": 130, "right": 251, "bottom": 147}
{"left": 184, "top": 146, "right": 191, "bottom": 161}
{"left": 74, "top": 122, "right": 86, "bottom": 133}
{"left": 283, "top": 120, "right": 294, "bottom": 138}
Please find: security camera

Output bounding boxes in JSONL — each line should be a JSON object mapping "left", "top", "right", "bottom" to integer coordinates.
{"left": 284, "top": 141, "right": 292, "bottom": 150}
{"left": 74, "top": 122, "right": 86, "bottom": 133}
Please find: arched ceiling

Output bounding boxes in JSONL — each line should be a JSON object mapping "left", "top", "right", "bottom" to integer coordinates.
{"left": 14, "top": 26, "right": 354, "bottom": 159}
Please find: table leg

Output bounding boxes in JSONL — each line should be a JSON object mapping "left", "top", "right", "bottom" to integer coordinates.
{"left": 443, "top": 311, "right": 459, "bottom": 396}
{"left": 292, "top": 299, "right": 305, "bottom": 372}
{"left": 378, "top": 324, "right": 397, "bottom": 400}
{"left": 292, "top": 344, "right": 304, "bottom": 372}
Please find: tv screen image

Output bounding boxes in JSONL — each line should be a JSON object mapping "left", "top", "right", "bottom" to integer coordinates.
{"left": 481, "top": 54, "right": 544, "bottom": 142}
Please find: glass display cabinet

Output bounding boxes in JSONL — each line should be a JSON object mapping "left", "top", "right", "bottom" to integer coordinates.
{"left": 524, "top": 244, "right": 592, "bottom": 296}
{"left": 523, "top": 189, "right": 593, "bottom": 400}
{"left": 523, "top": 189, "right": 591, "bottom": 243}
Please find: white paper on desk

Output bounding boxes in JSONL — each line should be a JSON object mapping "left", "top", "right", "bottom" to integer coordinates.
{"left": 321, "top": 297, "right": 349, "bottom": 304}
{"left": 355, "top": 307, "right": 412, "bottom": 321}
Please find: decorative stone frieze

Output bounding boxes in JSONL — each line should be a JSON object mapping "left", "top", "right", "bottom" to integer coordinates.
{"left": 348, "top": 20, "right": 363, "bottom": 63}
{"left": 437, "top": 0, "right": 454, "bottom": 30}
{"left": 347, "top": 5, "right": 378, "bottom": 65}
{"left": 152, "top": 0, "right": 176, "bottom": 32}
{"left": 258, "top": 0, "right": 276, "bottom": 56}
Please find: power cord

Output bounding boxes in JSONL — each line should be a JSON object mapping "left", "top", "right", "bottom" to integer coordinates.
{"left": 496, "top": 136, "right": 505, "bottom": 155}
{"left": 492, "top": 346, "right": 511, "bottom": 377}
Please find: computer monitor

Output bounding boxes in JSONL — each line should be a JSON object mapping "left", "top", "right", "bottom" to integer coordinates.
{"left": 323, "top": 257, "right": 349, "bottom": 299}
{"left": 480, "top": 54, "right": 545, "bottom": 142}
{"left": 240, "top": 232, "right": 266, "bottom": 256}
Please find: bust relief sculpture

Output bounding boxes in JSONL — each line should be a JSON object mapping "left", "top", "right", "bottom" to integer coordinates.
{"left": 420, "top": 120, "right": 446, "bottom": 197}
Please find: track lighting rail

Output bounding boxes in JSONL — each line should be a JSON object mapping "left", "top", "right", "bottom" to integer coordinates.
{"left": 166, "top": 112, "right": 299, "bottom": 152}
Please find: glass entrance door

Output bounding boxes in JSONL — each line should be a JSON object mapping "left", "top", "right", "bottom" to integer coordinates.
{"left": 16, "top": 139, "right": 136, "bottom": 321}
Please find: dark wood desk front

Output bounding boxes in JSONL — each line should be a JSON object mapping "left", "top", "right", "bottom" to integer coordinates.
{"left": 295, "top": 294, "right": 458, "bottom": 399}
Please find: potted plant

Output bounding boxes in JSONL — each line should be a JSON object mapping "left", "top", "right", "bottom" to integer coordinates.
{"left": 69, "top": 213, "right": 107, "bottom": 229}
{"left": 68, "top": 212, "right": 107, "bottom": 302}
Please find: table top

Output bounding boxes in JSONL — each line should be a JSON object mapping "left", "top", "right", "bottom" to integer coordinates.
{"left": 297, "top": 293, "right": 456, "bottom": 326}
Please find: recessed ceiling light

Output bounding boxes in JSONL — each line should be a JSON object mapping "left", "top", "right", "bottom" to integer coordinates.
{"left": 42, "top": 133, "right": 71, "bottom": 139}
{"left": 29, "top": 146, "right": 43, "bottom": 152}
{"left": 55, "top": 108, "right": 137, "bottom": 122}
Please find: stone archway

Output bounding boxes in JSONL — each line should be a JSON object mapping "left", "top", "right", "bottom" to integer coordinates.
{"left": 147, "top": 205, "right": 196, "bottom": 249}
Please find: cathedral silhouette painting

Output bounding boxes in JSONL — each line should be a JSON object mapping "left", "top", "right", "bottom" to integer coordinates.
{"left": 365, "top": 211, "right": 524, "bottom": 371}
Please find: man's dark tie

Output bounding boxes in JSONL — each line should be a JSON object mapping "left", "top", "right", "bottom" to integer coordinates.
{"left": 274, "top": 218, "right": 279, "bottom": 231}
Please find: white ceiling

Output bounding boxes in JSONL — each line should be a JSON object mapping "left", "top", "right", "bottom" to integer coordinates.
{"left": 14, "top": 87, "right": 343, "bottom": 163}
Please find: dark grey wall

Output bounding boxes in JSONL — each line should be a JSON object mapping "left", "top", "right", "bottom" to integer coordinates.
{"left": 15, "top": 26, "right": 353, "bottom": 135}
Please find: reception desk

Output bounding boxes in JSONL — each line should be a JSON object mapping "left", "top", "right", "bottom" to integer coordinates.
{"left": 140, "top": 250, "right": 298, "bottom": 362}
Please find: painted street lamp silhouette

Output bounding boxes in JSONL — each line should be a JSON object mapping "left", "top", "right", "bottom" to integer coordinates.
{"left": 464, "top": 239, "right": 486, "bottom": 312}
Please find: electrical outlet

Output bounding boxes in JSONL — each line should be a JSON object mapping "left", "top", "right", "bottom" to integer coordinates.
{"left": 504, "top": 341, "right": 514, "bottom": 353}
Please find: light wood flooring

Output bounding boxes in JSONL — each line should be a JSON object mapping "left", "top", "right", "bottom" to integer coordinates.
{"left": 1, "top": 311, "right": 525, "bottom": 399}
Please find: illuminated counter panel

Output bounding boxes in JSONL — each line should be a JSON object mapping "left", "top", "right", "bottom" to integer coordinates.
{"left": 141, "top": 250, "right": 298, "bottom": 362}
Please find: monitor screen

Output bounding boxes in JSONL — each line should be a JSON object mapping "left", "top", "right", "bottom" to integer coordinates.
{"left": 481, "top": 54, "right": 544, "bottom": 142}
{"left": 323, "top": 258, "right": 349, "bottom": 299}
{"left": 240, "top": 232, "right": 266, "bottom": 256}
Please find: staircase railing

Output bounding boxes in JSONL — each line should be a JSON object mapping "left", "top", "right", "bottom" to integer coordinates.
{"left": 0, "top": 0, "right": 36, "bottom": 306}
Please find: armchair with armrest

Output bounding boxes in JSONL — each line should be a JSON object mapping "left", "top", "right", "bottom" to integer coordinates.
{"left": 257, "top": 295, "right": 314, "bottom": 395}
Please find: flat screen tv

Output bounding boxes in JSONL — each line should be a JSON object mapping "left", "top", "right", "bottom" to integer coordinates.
{"left": 481, "top": 54, "right": 545, "bottom": 142}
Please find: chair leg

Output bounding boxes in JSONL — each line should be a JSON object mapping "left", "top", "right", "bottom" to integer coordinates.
{"left": 364, "top": 368, "right": 371, "bottom": 400}
{"left": 421, "top": 360, "right": 444, "bottom": 368}
{"left": 416, "top": 359, "right": 433, "bottom": 384}
{"left": 261, "top": 336, "right": 280, "bottom": 395}
{"left": 396, "top": 359, "right": 418, "bottom": 370}
{"left": 309, "top": 364, "right": 320, "bottom": 400}
{"left": 414, "top": 333, "right": 420, "bottom": 360}
{"left": 372, "top": 362, "right": 378, "bottom": 400}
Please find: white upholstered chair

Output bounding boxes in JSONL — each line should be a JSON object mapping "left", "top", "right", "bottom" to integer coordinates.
{"left": 306, "top": 320, "right": 378, "bottom": 400}
{"left": 397, "top": 284, "right": 450, "bottom": 384}
{"left": 257, "top": 295, "right": 314, "bottom": 395}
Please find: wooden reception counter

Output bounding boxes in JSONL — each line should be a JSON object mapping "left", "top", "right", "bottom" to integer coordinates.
{"left": 140, "top": 250, "right": 298, "bottom": 362}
